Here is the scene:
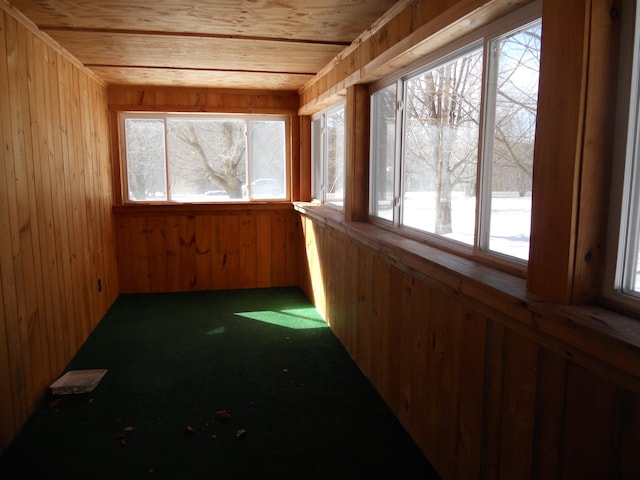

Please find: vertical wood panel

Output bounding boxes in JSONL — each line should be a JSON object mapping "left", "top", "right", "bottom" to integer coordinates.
{"left": 498, "top": 332, "right": 539, "bottom": 479}
{"left": 616, "top": 390, "right": 640, "bottom": 477}
{"left": 532, "top": 348, "right": 569, "bottom": 479}
{"left": 455, "top": 309, "right": 487, "bottom": 479}
{"left": 270, "top": 213, "right": 287, "bottom": 287}
{"left": 369, "top": 254, "right": 390, "bottom": 391}
{"left": 397, "top": 275, "right": 416, "bottom": 427}
{"left": 0, "top": 12, "right": 20, "bottom": 446}
{"left": 410, "top": 278, "right": 430, "bottom": 451}
{"left": 178, "top": 215, "right": 197, "bottom": 290}
{"left": 147, "top": 216, "right": 169, "bottom": 292}
{"left": 3, "top": 12, "right": 33, "bottom": 421}
{"left": 354, "top": 247, "right": 374, "bottom": 377}
{"left": 256, "top": 214, "right": 272, "bottom": 287}
{"left": 481, "top": 321, "right": 505, "bottom": 478}
{"left": 424, "top": 291, "right": 463, "bottom": 479}
{"left": 24, "top": 29, "right": 50, "bottom": 396}
{"left": 238, "top": 214, "right": 257, "bottom": 288}
{"left": 285, "top": 213, "right": 300, "bottom": 286}
{"left": 194, "top": 215, "right": 213, "bottom": 289}
{"left": 561, "top": 364, "right": 616, "bottom": 479}
{"left": 0, "top": 5, "right": 118, "bottom": 454}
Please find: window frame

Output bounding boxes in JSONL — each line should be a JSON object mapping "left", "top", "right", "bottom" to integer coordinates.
{"left": 118, "top": 111, "right": 290, "bottom": 204}
{"left": 603, "top": 0, "right": 640, "bottom": 313}
{"left": 311, "top": 102, "right": 346, "bottom": 209}
{"left": 368, "top": 3, "right": 541, "bottom": 276}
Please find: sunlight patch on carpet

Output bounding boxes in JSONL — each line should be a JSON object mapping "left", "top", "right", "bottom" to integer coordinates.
{"left": 235, "top": 308, "right": 327, "bottom": 330}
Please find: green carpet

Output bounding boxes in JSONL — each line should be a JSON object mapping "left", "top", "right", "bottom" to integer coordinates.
{"left": 0, "top": 287, "right": 439, "bottom": 479}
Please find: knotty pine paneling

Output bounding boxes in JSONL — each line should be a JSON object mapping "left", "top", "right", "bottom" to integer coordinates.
{"left": 298, "top": 212, "right": 640, "bottom": 479}
{"left": 0, "top": 6, "right": 118, "bottom": 453}
{"left": 113, "top": 207, "right": 301, "bottom": 294}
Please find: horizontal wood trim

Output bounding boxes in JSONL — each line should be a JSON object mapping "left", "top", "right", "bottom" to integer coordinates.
{"left": 95, "top": 67, "right": 312, "bottom": 92}
{"left": 108, "top": 85, "right": 300, "bottom": 113}
{"left": 113, "top": 202, "right": 295, "bottom": 216}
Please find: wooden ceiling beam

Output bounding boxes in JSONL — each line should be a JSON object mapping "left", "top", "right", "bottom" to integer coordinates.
{"left": 37, "top": 26, "right": 352, "bottom": 47}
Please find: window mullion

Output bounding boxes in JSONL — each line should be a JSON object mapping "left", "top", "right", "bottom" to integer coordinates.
{"left": 163, "top": 115, "right": 171, "bottom": 202}
{"left": 395, "top": 80, "right": 405, "bottom": 228}
{"left": 478, "top": 38, "right": 500, "bottom": 253}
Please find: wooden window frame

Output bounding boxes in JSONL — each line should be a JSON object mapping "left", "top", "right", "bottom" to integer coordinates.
{"left": 118, "top": 111, "right": 291, "bottom": 205}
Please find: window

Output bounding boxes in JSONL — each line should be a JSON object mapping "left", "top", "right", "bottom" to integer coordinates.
{"left": 120, "top": 113, "right": 288, "bottom": 203}
{"left": 312, "top": 103, "right": 346, "bottom": 208}
{"left": 370, "top": 10, "right": 541, "bottom": 266}
{"left": 605, "top": 0, "right": 640, "bottom": 308}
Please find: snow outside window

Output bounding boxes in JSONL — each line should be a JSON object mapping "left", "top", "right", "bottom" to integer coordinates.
{"left": 370, "top": 11, "right": 541, "bottom": 266}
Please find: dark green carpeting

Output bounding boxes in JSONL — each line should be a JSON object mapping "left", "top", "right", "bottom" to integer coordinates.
{"left": 0, "top": 287, "right": 439, "bottom": 479}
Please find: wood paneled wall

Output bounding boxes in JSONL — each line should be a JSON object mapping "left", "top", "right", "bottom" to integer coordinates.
{"left": 0, "top": 5, "right": 118, "bottom": 452}
{"left": 114, "top": 205, "right": 302, "bottom": 293}
{"left": 108, "top": 86, "right": 304, "bottom": 294}
{"left": 298, "top": 212, "right": 640, "bottom": 479}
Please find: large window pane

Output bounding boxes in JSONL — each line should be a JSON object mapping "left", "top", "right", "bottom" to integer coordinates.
{"left": 402, "top": 47, "right": 484, "bottom": 244}
{"left": 326, "top": 108, "right": 345, "bottom": 207}
{"left": 248, "top": 121, "right": 286, "bottom": 199}
{"left": 484, "top": 20, "right": 541, "bottom": 260}
{"left": 371, "top": 85, "right": 397, "bottom": 221}
{"left": 124, "top": 118, "right": 167, "bottom": 201}
{"left": 166, "top": 118, "right": 246, "bottom": 201}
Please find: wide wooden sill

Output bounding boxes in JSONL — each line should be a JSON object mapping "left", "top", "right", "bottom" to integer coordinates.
{"left": 113, "top": 202, "right": 295, "bottom": 216}
{"left": 294, "top": 202, "right": 640, "bottom": 390}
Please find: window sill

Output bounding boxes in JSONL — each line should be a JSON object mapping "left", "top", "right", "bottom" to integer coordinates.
{"left": 294, "top": 202, "right": 640, "bottom": 390}
{"left": 113, "top": 201, "right": 295, "bottom": 216}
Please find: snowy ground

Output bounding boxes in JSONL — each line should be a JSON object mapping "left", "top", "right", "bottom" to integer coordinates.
{"left": 384, "top": 191, "right": 531, "bottom": 261}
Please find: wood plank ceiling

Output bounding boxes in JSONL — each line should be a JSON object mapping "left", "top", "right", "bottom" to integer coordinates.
{"left": 10, "top": 0, "right": 400, "bottom": 91}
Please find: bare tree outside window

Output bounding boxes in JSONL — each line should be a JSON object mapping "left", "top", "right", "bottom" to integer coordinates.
{"left": 326, "top": 109, "right": 345, "bottom": 206}
{"left": 168, "top": 119, "right": 247, "bottom": 200}
{"left": 122, "top": 115, "right": 287, "bottom": 203}
{"left": 371, "top": 84, "right": 397, "bottom": 221}
{"left": 369, "top": 13, "right": 541, "bottom": 262}
{"left": 484, "top": 20, "right": 541, "bottom": 260}
{"left": 403, "top": 47, "right": 484, "bottom": 240}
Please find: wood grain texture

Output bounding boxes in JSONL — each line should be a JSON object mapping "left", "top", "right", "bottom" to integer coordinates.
{"left": 10, "top": 0, "right": 397, "bottom": 43}
{"left": 92, "top": 67, "right": 312, "bottom": 92}
{"left": 0, "top": 6, "right": 118, "bottom": 453}
{"left": 46, "top": 30, "right": 343, "bottom": 74}
{"left": 299, "top": 0, "right": 537, "bottom": 114}
{"left": 298, "top": 208, "right": 640, "bottom": 478}
{"left": 344, "top": 84, "right": 370, "bottom": 222}
{"left": 10, "top": 0, "right": 398, "bottom": 90}
{"left": 113, "top": 207, "right": 301, "bottom": 293}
